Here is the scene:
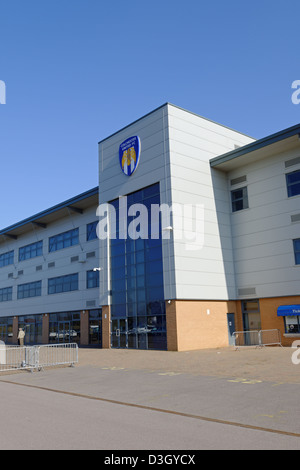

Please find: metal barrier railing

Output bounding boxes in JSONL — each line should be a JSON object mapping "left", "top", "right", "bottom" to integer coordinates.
{"left": 233, "top": 330, "right": 260, "bottom": 349}
{"left": 37, "top": 343, "right": 78, "bottom": 370}
{"left": 259, "top": 329, "right": 282, "bottom": 348}
{"left": 233, "top": 329, "right": 282, "bottom": 350}
{"left": 0, "top": 343, "right": 78, "bottom": 373}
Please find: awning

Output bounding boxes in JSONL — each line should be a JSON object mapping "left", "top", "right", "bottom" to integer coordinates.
{"left": 277, "top": 305, "right": 300, "bottom": 317}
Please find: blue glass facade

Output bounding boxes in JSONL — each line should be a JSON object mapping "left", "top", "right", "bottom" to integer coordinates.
{"left": 110, "top": 183, "right": 167, "bottom": 350}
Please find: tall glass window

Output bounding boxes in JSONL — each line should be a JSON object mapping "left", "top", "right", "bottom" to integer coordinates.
{"left": 293, "top": 239, "right": 300, "bottom": 265}
{"left": 89, "top": 309, "right": 102, "bottom": 346}
{"left": 87, "top": 221, "right": 98, "bottom": 241}
{"left": 110, "top": 183, "right": 166, "bottom": 351}
{"left": 87, "top": 270, "right": 99, "bottom": 289}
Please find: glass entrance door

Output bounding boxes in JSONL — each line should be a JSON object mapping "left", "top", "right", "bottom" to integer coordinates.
{"left": 26, "top": 324, "right": 35, "bottom": 344}
{"left": 58, "top": 321, "right": 71, "bottom": 343}
{"left": 111, "top": 318, "right": 128, "bottom": 348}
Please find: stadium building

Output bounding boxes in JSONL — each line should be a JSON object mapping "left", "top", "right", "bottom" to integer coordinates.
{"left": 0, "top": 103, "right": 299, "bottom": 350}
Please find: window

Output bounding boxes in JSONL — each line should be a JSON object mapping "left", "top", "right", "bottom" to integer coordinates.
{"left": 19, "top": 241, "right": 43, "bottom": 261}
{"left": 0, "top": 317, "right": 13, "bottom": 344}
{"left": 242, "top": 300, "right": 261, "bottom": 331}
{"left": 0, "top": 287, "right": 12, "bottom": 302}
{"left": 0, "top": 250, "right": 14, "bottom": 268}
{"left": 294, "top": 239, "right": 300, "bottom": 265}
{"left": 286, "top": 170, "right": 300, "bottom": 197}
{"left": 48, "top": 273, "right": 78, "bottom": 294}
{"left": 87, "top": 270, "right": 99, "bottom": 289}
{"left": 17, "top": 281, "right": 42, "bottom": 299}
{"left": 18, "top": 315, "right": 43, "bottom": 344}
{"left": 284, "top": 316, "right": 300, "bottom": 334}
{"left": 49, "top": 228, "right": 79, "bottom": 252}
{"left": 110, "top": 183, "right": 167, "bottom": 351}
{"left": 231, "top": 187, "right": 249, "bottom": 212}
{"left": 49, "top": 311, "right": 80, "bottom": 344}
{"left": 89, "top": 309, "right": 102, "bottom": 346}
{"left": 87, "top": 221, "right": 98, "bottom": 241}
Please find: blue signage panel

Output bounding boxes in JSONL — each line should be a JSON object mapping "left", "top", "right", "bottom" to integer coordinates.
{"left": 277, "top": 305, "right": 300, "bottom": 316}
{"left": 119, "top": 136, "right": 141, "bottom": 176}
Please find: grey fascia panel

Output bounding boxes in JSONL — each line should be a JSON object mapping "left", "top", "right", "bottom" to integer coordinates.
{"left": 210, "top": 124, "right": 300, "bottom": 168}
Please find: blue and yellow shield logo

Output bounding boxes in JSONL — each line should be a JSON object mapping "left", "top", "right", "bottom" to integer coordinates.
{"left": 119, "top": 136, "right": 141, "bottom": 176}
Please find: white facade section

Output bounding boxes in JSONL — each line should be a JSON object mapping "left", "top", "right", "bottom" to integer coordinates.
{"left": 0, "top": 205, "right": 99, "bottom": 318}
{"left": 167, "top": 105, "right": 254, "bottom": 300}
{"left": 228, "top": 146, "right": 300, "bottom": 299}
{"left": 98, "top": 103, "right": 255, "bottom": 304}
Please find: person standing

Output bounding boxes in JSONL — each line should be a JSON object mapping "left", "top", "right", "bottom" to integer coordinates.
{"left": 18, "top": 328, "right": 25, "bottom": 347}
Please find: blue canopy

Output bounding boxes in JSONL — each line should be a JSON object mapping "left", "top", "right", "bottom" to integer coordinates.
{"left": 277, "top": 305, "right": 300, "bottom": 317}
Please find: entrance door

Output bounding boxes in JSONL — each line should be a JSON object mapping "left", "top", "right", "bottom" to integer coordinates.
{"left": 58, "top": 321, "right": 71, "bottom": 343}
{"left": 26, "top": 324, "right": 35, "bottom": 345}
{"left": 111, "top": 318, "right": 128, "bottom": 348}
{"left": 227, "top": 313, "right": 235, "bottom": 346}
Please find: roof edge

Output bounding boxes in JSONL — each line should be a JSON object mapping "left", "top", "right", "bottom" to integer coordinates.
{"left": 0, "top": 186, "right": 99, "bottom": 236}
{"left": 98, "top": 103, "right": 170, "bottom": 145}
{"left": 210, "top": 123, "right": 300, "bottom": 168}
{"left": 98, "top": 102, "right": 255, "bottom": 145}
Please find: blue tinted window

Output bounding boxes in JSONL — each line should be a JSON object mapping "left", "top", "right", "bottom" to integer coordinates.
{"left": 287, "top": 170, "right": 300, "bottom": 197}
{"left": 110, "top": 183, "right": 166, "bottom": 350}
{"left": 0, "top": 250, "right": 14, "bottom": 268}
{"left": 87, "top": 270, "right": 99, "bottom": 288}
{"left": 48, "top": 273, "right": 78, "bottom": 294}
{"left": 18, "top": 281, "right": 42, "bottom": 299}
{"left": 0, "top": 287, "right": 12, "bottom": 302}
{"left": 19, "top": 241, "right": 43, "bottom": 261}
{"left": 294, "top": 239, "right": 300, "bottom": 265}
{"left": 87, "top": 221, "right": 98, "bottom": 241}
{"left": 49, "top": 229, "right": 79, "bottom": 252}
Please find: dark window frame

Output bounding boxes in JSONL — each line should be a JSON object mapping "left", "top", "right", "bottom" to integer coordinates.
{"left": 17, "top": 281, "right": 42, "bottom": 299}
{"left": 49, "top": 228, "right": 79, "bottom": 253}
{"left": 286, "top": 169, "right": 300, "bottom": 198}
{"left": 19, "top": 240, "right": 43, "bottom": 262}
{"left": 48, "top": 273, "right": 79, "bottom": 295}
{"left": 231, "top": 186, "right": 249, "bottom": 213}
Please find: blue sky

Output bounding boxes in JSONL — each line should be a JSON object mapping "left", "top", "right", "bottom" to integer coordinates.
{"left": 0, "top": 0, "right": 299, "bottom": 228}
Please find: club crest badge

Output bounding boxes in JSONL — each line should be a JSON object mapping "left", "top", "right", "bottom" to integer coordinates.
{"left": 119, "top": 136, "right": 141, "bottom": 176}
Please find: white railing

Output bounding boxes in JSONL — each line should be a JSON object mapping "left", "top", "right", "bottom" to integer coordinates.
{"left": 233, "top": 329, "right": 282, "bottom": 350}
{"left": 0, "top": 343, "right": 78, "bottom": 373}
{"left": 37, "top": 343, "right": 78, "bottom": 370}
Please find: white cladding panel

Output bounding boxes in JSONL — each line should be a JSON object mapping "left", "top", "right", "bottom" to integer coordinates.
{"left": 167, "top": 105, "right": 255, "bottom": 300}
{"left": 0, "top": 205, "right": 99, "bottom": 318}
{"left": 229, "top": 147, "right": 300, "bottom": 299}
